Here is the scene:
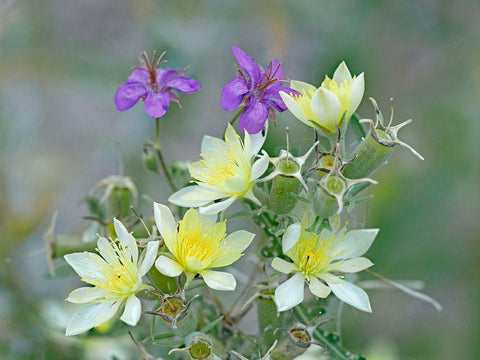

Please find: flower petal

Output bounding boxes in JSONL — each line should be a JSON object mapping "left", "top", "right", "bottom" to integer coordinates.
{"left": 348, "top": 72, "right": 364, "bottom": 116}
{"left": 251, "top": 152, "right": 270, "bottom": 180}
{"left": 65, "top": 301, "right": 120, "bottom": 336}
{"left": 274, "top": 272, "right": 305, "bottom": 312}
{"left": 263, "top": 85, "right": 297, "bottom": 112}
{"left": 209, "top": 230, "right": 254, "bottom": 268}
{"left": 332, "top": 61, "right": 352, "bottom": 84}
{"left": 139, "top": 240, "right": 160, "bottom": 276}
{"left": 335, "top": 228, "right": 379, "bottom": 259}
{"left": 127, "top": 68, "right": 149, "bottom": 83}
{"left": 144, "top": 91, "right": 170, "bottom": 118}
{"left": 310, "top": 87, "right": 342, "bottom": 130}
{"left": 265, "top": 59, "right": 284, "bottom": 80}
{"left": 290, "top": 80, "right": 316, "bottom": 94}
{"left": 271, "top": 257, "right": 295, "bottom": 274}
{"left": 322, "top": 273, "right": 372, "bottom": 312}
{"left": 64, "top": 252, "right": 107, "bottom": 281}
{"left": 239, "top": 99, "right": 269, "bottom": 134}
{"left": 66, "top": 287, "right": 106, "bottom": 304}
{"left": 308, "top": 277, "right": 331, "bottom": 298}
{"left": 221, "top": 77, "right": 249, "bottom": 111}
{"left": 113, "top": 218, "right": 138, "bottom": 264}
{"left": 114, "top": 83, "right": 147, "bottom": 111}
{"left": 249, "top": 122, "right": 268, "bottom": 157}
{"left": 169, "top": 186, "right": 217, "bottom": 208}
{"left": 120, "top": 294, "right": 142, "bottom": 326}
{"left": 328, "top": 257, "right": 373, "bottom": 273}
{"left": 201, "top": 270, "right": 236, "bottom": 291}
{"left": 282, "top": 223, "right": 302, "bottom": 253}
{"left": 232, "top": 46, "right": 263, "bottom": 86}
{"left": 96, "top": 237, "right": 117, "bottom": 264}
{"left": 201, "top": 135, "right": 228, "bottom": 155}
{"left": 167, "top": 76, "right": 202, "bottom": 94}
{"left": 279, "top": 91, "right": 309, "bottom": 125}
{"left": 199, "top": 196, "right": 236, "bottom": 216}
{"left": 155, "top": 255, "right": 184, "bottom": 277}
{"left": 153, "top": 203, "right": 177, "bottom": 252}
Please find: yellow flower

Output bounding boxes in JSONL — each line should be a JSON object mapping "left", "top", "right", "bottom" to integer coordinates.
{"left": 154, "top": 203, "right": 254, "bottom": 291}
{"left": 280, "top": 62, "right": 364, "bottom": 133}
{"left": 169, "top": 124, "right": 269, "bottom": 215}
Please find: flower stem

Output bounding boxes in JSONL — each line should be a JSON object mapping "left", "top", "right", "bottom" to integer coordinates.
{"left": 154, "top": 117, "right": 177, "bottom": 193}
{"left": 223, "top": 106, "right": 245, "bottom": 136}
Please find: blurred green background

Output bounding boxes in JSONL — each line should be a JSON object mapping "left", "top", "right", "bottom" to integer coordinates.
{"left": 0, "top": 0, "right": 478, "bottom": 359}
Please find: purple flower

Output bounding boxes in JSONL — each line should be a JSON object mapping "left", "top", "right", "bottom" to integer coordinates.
{"left": 221, "top": 46, "right": 298, "bottom": 134}
{"left": 115, "top": 51, "right": 201, "bottom": 118}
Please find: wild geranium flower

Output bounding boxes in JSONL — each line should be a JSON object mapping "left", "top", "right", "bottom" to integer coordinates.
{"left": 280, "top": 62, "right": 364, "bottom": 133}
{"left": 272, "top": 219, "right": 378, "bottom": 312}
{"left": 114, "top": 51, "right": 201, "bottom": 118}
{"left": 221, "top": 46, "right": 298, "bottom": 134}
{"left": 153, "top": 203, "right": 254, "bottom": 291}
{"left": 168, "top": 124, "right": 269, "bottom": 215}
{"left": 64, "top": 219, "right": 159, "bottom": 336}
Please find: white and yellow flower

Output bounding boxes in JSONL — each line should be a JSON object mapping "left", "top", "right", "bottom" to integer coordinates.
{"left": 154, "top": 202, "right": 254, "bottom": 291}
{"left": 64, "top": 219, "right": 159, "bottom": 336}
{"left": 272, "top": 219, "right": 378, "bottom": 312}
{"left": 168, "top": 124, "right": 269, "bottom": 215}
{"left": 280, "top": 62, "right": 364, "bottom": 133}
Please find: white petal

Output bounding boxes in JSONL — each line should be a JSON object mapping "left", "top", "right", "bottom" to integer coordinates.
{"left": 271, "top": 257, "right": 295, "bottom": 274}
{"left": 155, "top": 255, "right": 184, "bottom": 277}
{"left": 310, "top": 87, "right": 342, "bottom": 129}
{"left": 348, "top": 72, "right": 364, "bottom": 116}
{"left": 224, "top": 123, "right": 240, "bottom": 145}
{"left": 274, "top": 272, "right": 305, "bottom": 312}
{"left": 308, "top": 277, "right": 331, "bottom": 298}
{"left": 335, "top": 228, "right": 379, "bottom": 259}
{"left": 139, "top": 240, "right": 160, "bottom": 276}
{"left": 322, "top": 273, "right": 372, "bottom": 312}
{"left": 168, "top": 186, "right": 214, "bottom": 207}
{"left": 64, "top": 252, "right": 107, "bottom": 281}
{"left": 96, "top": 237, "right": 117, "bottom": 264}
{"left": 65, "top": 301, "right": 120, "bottom": 336}
{"left": 66, "top": 287, "right": 105, "bottom": 303}
{"left": 249, "top": 121, "right": 268, "bottom": 157}
{"left": 328, "top": 257, "right": 373, "bottom": 273}
{"left": 201, "top": 135, "right": 227, "bottom": 155}
{"left": 120, "top": 294, "right": 142, "bottom": 326}
{"left": 223, "top": 230, "right": 255, "bottom": 252}
{"left": 332, "top": 61, "right": 352, "bottom": 84}
{"left": 251, "top": 152, "right": 270, "bottom": 180}
{"left": 113, "top": 218, "right": 138, "bottom": 264}
{"left": 153, "top": 202, "right": 176, "bottom": 252}
{"left": 199, "top": 197, "right": 236, "bottom": 215}
{"left": 290, "top": 80, "right": 316, "bottom": 93}
{"left": 223, "top": 175, "right": 247, "bottom": 193}
{"left": 282, "top": 223, "right": 302, "bottom": 253}
{"left": 201, "top": 270, "right": 236, "bottom": 291}
{"left": 280, "top": 91, "right": 309, "bottom": 124}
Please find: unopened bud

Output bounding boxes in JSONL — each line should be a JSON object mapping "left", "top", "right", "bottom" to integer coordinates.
{"left": 142, "top": 146, "right": 158, "bottom": 173}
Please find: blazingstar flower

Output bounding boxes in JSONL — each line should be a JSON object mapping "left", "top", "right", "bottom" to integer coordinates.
{"left": 280, "top": 62, "right": 364, "bottom": 133}
{"left": 221, "top": 46, "right": 298, "bottom": 134}
{"left": 272, "top": 219, "right": 378, "bottom": 312}
{"left": 115, "top": 51, "right": 201, "bottom": 118}
{"left": 168, "top": 124, "right": 269, "bottom": 215}
{"left": 154, "top": 203, "right": 254, "bottom": 291}
{"left": 64, "top": 219, "right": 159, "bottom": 336}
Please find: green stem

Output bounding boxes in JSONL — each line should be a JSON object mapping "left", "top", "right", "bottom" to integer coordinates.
{"left": 154, "top": 117, "right": 177, "bottom": 193}
{"left": 223, "top": 107, "right": 245, "bottom": 136}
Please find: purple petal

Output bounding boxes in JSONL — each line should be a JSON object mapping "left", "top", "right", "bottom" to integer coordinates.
{"left": 127, "top": 68, "right": 150, "bottom": 84}
{"left": 263, "top": 85, "right": 298, "bottom": 112}
{"left": 114, "top": 82, "right": 147, "bottom": 111}
{"left": 144, "top": 91, "right": 170, "bottom": 118}
{"left": 265, "top": 59, "right": 284, "bottom": 81}
{"left": 156, "top": 69, "right": 177, "bottom": 86}
{"left": 221, "top": 77, "right": 249, "bottom": 111}
{"left": 239, "top": 99, "right": 269, "bottom": 134}
{"left": 232, "top": 46, "right": 263, "bottom": 87}
{"left": 167, "top": 76, "right": 202, "bottom": 93}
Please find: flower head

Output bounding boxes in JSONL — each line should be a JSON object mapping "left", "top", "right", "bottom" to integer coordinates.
{"left": 115, "top": 51, "right": 201, "bottom": 118}
{"left": 64, "top": 219, "right": 159, "bottom": 335}
{"left": 221, "top": 46, "right": 298, "bottom": 134}
{"left": 280, "top": 62, "right": 364, "bottom": 133}
{"left": 272, "top": 218, "right": 378, "bottom": 312}
{"left": 169, "top": 124, "right": 269, "bottom": 215}
{"left": 154, "top": 203, "right": 254, "bottom": 291}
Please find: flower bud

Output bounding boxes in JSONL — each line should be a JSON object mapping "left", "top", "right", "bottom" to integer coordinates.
{"left": 89, "top": 175, "right": 138, "bottom": 218}
{"left": 343, "top": 98, "right": 423, "bottom": 179}
{"left": 170, "top": 332, "right": 216, "bottom": 360}
{"left": 142, "top": 146, "right": 158, "bottom": 173}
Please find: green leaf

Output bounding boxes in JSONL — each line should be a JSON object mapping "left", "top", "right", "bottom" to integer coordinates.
{"left": 44, "top": 263, "right": 76, "bottom": 278}
{"left": 198, "top": 316, "right": 223, "bottom": 334}
{"left": 82, "top": 195, "right": 106, "bottom": 220}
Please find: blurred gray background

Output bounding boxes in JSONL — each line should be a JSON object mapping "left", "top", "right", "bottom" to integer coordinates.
{"left": 0, "top": 0, "right": 478, "bottom": 359}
